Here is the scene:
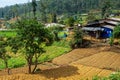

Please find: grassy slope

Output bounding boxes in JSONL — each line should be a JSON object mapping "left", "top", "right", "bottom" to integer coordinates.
{"left": 0, "top": 30, "right": 16, "bottom": 37}
{"left": 0, "top": 40, "right": 71, "bottom": 70}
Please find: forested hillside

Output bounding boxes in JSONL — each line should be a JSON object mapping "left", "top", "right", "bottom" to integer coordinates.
{"left": 0, "top": 0, "right": 120, "bottom": 20}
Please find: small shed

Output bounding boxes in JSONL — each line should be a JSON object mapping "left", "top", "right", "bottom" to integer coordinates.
{"left": 82, "top": 26, "right": 112, "bottom": 38}
{"left": 82, "top": 18, "right": 119, "bottom": 39}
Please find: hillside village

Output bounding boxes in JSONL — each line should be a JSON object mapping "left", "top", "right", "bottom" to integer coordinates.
{"left": 0, "top": 0, "right": 120, "bottom": 80}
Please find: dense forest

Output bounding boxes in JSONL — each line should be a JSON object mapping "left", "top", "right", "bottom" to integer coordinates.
{"left": 0, "top": 0, "right": 120, "bottom": 20}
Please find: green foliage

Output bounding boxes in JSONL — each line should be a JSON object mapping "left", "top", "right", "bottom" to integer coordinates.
{"left": 0, "top": 40, "right": 70, "bottom": 70}
{"left": 101, "top": 0, "right": 112, "bottom": 18}
{"left": 109, "top": 24, "right": 120, "bottom": 46}
{"left": 109, "top": 72, "right": 120, "bottom": 80}
{"left": 92, "top": 76, "right": 108, "bottom": 80}
{"left": 113, "top": 24, "right": 120, "bottom": 39}
{"left": 92, "top": 72, "right": 120, "bottom": 80}
{"left": 32, "top": 0, "right": 37, "bottom": 18}
{"left": 11, "top": 19, "right": 53, "bottom": 73}
{"left": 48, "top": 26, "right": 63, "bottom": 41}
{"left": 109, "top": 36, "right": 114, "bottom": 46}
{"left": 38, "top": 40, "right": 71, "bottom": 63}
{"left": 65, "top": 17, "right": 75, "bottom": 27}
{"left": 8, "top": 57, "right": 26, "bottom": 68}
{"left": 0, "top": 37, "right": 11, "bottom": 64}
{"left": 52, "top": 40, "right": 70, "bottom": 48}
{"left": 58, "top": 31, "right": 68, "bottom": 39}
{"left": 0, "top": 0, "right": 119, "bottom": 20}
{"left": 87, "top": 11, "right": 101, "bottom": 23}
{"left": 0, "top": 57, "right": 26, "bottom": 69}
{"left": 0, "top": 37, "right": 12, "bottom": 74}
{"left": 0, "top": 30, "right": 16, "bottom": 37}
{"left": 50, "top": 13, "right": 57, "bottom": 23}
{"left": 70, "top": 28, "right": 84, "bottom": 49}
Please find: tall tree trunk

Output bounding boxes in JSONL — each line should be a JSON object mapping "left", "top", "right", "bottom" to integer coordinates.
{"left": 32, "top": 0, "right": 37, "bottom": 19}
{"left": 28, "top": 63, "right": 32, "bottom": 74}
{"left": 27, "top": 57, "right": 32, "bottom": 74}
{"left": 32, "top": 54, "right": 39, "bottom": 73}
{"left": 32, "top": 59, "right": 38, "bottom": 73}
{"left": 4, "top": 60, "right": 10, "bottom": 75}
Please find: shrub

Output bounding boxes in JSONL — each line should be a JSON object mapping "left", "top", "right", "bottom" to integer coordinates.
{"left": 48, "top": 26, "right": 63, "bottom": 41}
{"left": 113, "top": 24, "right": 120, "bottom": 39}
{"left": 109, "top": 72, "right": 120, "bottom": 80}
{"left": 109, "top": 36, "right": 114, "bottom": 46}
{"left": 92, "top": 72, "right": 120, "bottom": 80}
{"left": 70, "top": 28, "right": 90, "bottom": 49}
{"left": 65, "top": 17, "right": 75, "bottom": 27}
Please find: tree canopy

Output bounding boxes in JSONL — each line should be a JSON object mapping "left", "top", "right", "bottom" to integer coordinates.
{"left": 0, "top": 0, "right": 120, "bottom": 20}
{"left": 11, "top": 19, "right": 53, "bottom": 73}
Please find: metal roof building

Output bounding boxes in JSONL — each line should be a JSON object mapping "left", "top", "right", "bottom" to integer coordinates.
{"left": 82, "top": 18, "right": 120, "bottom": 38}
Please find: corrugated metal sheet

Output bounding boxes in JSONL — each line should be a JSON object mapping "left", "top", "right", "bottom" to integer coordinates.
{"left": 82, "top": 27, "right": 104, "bottom": 31}
{"left": 102, "top": 25, "right": 114, "bottom": 30}
{"left": 105, "top": 21, "right": 118, "bottom": 25}
{"left": 87, "top": 21, "right": 104, "bottom": 26}
{"left": 109, "top": 18, "right": 120, "bottom": 22}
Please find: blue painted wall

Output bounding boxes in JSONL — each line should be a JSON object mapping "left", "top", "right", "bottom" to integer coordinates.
{"left": 100, "top": 27, "right": 113, "bottom": 38}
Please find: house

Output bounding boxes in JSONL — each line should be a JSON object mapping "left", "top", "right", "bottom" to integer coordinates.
{"left": 82, "top": 18, "right": 120, "bottom": 39}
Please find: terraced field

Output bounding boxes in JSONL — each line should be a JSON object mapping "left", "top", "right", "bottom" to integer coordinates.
{"left": 0, "top": 46, "right": 119, "bottom": 80}
{"left": 53, "top": 46, "right": 120, "bottom": 72}
{"left": 73, "top": 51, "right": 120, "bottom": 71}
{"left": 0, "top": 64, "right": 113, "bottom": 80}
{"left": 52, "top": 47, "right": 102, "bottom": 65}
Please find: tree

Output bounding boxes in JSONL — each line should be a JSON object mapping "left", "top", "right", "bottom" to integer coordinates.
{"left": 11, "top": 5, "right": 19, "bottom": 19}
{"left": 70, "top": 28, "right": 84, "bottom": 48}
{"left": 0, "top": 0, "right": 120, "bottom": 19}
{"left": 110, "top": 24, "right": 120, "bottom": 46}
{"left": 32, "top": 0, "right": 37, "bottom": 19}
{"left": 1, "top": 11, "right": 4, "bottom": 18}
{"left": 87, "top": 13, "right": 96, "bottom": 22}
{"left": 39, "top": 0, "right": 49, "bottom": 23}
{"left": 51, "top": 13, "right": 57, "bottom": 23}
{"left": 65, "top": 17, "right": 75, "bottom": 27}
{"left": 101, "top": 0, "right": 112, "bottom": 18}
{"left": 113, "top": 24, "right": 120, "bottom": 39}
{"left": 48, "top": 26, "right": 63, "bottom": 41}
{"left": 11, "top": 19, "right": 53, "bottom": 74}
{"left": 0, "top": 37, "right": 11, "bottom": 75}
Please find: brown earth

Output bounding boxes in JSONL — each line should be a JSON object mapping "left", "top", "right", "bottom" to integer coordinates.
{"left": 0, "top": 64, "right": 113, "bottom": 80}
{"left": 52, "top": 47, "right": 102, "bottom": 65}
{"left": 0, "top": 46, "right": 119, "bottom": 80}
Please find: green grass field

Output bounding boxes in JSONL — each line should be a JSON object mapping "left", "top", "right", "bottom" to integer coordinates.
{"left": 0, "top": 30, "right": 71, "bottom": 70}
{"left": 0, "top": 40, "right": 71, "bottom": 70}
{"left": 0, "top": 30, "right": 16, "bottom": 37}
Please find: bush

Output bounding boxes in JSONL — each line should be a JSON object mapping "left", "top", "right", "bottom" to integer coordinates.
{"left": 8, "top": 57, "right": 26, "bottom": 68}
{"left": 65, "top": 17, "right": 75, "bottom": 27}
{"left": 110, "top": 24, "right": 120, "bottom": 45}
{"left": 92, "top": 72, "right": 120, "bottom": 80}
{"left": 109, "top": 36, "right": 114, "bottom": 46}
{"left": 70, "top": 28, "right": 90, "bottom": 49}
{"left": 48, "top": 26, "right": 63, "bottom": 41}
{"left": 109, "top": 72, "right": 120, "bottom": 80}
{"left": 113, "top": 24, "right": 120, "bottom": 39}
